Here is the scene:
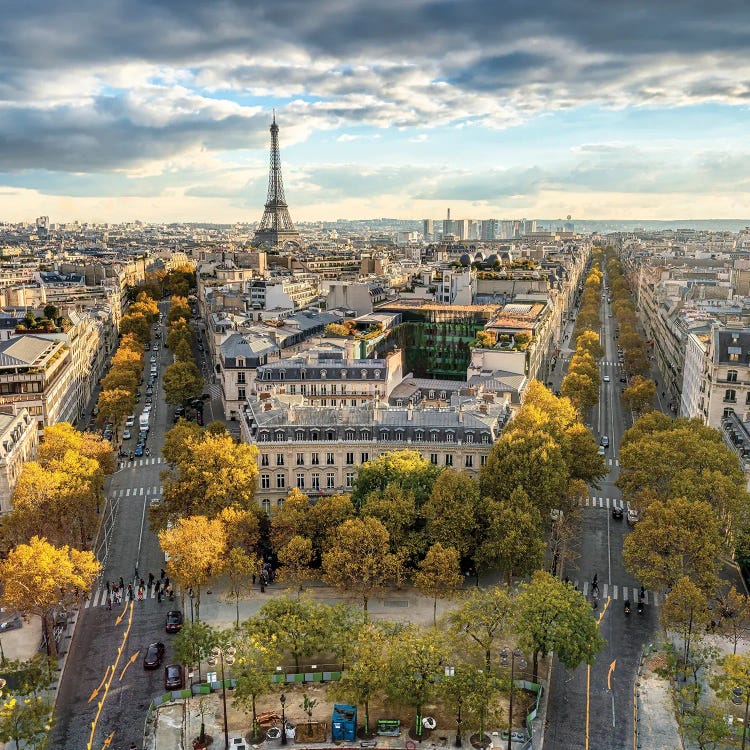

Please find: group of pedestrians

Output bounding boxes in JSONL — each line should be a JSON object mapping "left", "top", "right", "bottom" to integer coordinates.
{"left": 103, "top": 568, "right": 174, "bottom": 610}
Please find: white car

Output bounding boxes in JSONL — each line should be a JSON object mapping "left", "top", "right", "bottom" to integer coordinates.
{"left": 123, "top": 429, "right": 132, "bottom": 440}
{"left": 125, "top": 415, "right": 135, "bottom": 427}
{"left": 603, "top": 375, "right": 610, "bottom": 382}
{"left": 143, "top": 404, "right": 152, "bottom": 413}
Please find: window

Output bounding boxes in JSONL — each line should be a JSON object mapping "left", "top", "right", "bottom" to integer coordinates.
{"left": 466, "top": 433, "right": 474, "bottom": 444}
{"left": 446, "top": 431, "right": 455, "bottom": 442}
{"left": 277, "top": 454, "right": 286, "bottom": 467}
{"left": 361, "top": 369, "right": 367, "bottom": 379}
{"left": 395, "top": 430, "right": 404, "bottom": 441}
{"left": 261, "top": 453, "right": 269, "bottom": 467}
{"left": 346, "top": 452, "right": 354, "bottom": 465}
{"left": 482, "top": 434, "right": 490, "bottom": 444}
{"left": 311, "top": 473, "right": 320, "bottom": 490}
{"left": 361, "top": 452, "right": 369, "bottom": 463}
{"left": 296, "top": 452, "right": 304, "bottom": 466}
{"left": 431, "top": 431, "right": 439, "bottom": 442}
{"left": 728, "top": 370, "right": 739, "bottom": 383}
{"left": 351, "top": 399, "right": 357, "bottom": 406}
{"left": 259, "top": 431, "right": 269, "bottom": 442}
{"left": 321, "top": 386, "right": 327, "bottom": 395}
{"left": 724, "top": 407, "right": 736, "bottom": 418}
{"left": 465, "top": 455, "right": 473, "bottom": 468}
{"left": 415, "top": 430, "right": 424, "bottom": 442}
{"left": 441, "top": 391, "right": 447, "bottom": 400}
{"left": 361, "top": 430, "right": 370, "bottom": 440}
{"left": 746, "top": 393, "right": 750, "bottom": 405}
{"left": 345, "top": 429, "right": 355, "bottom": 441}
{"left": 237, "top": 371, "right": 246, "bottom": 384}
{"left": 345, "top": 472, "right": 355, "bottom": 487}
{"left": 238, "top": 388, "right": 245, "bottom": 400}
{"left": 327, "top": 430, "right": 336, "bottom": 441}
{"left": 380, "top": 430, "right": 390, "bottom": 441}
{"left": 276, "top": 474, "right": 286, "bottom": 489}
{"left": 725, "top": 389, "right": 737, "bottom": 402}
{"left": 261, "top": 474, "right": 270, "bottom": 489}
{"left": 311, "top": 452, "right": 319, "bottom": 465}
{"left": 396, "top": 399, "right": 403, "bottom": 407}
{"left": 341, "top": 369, "right": 347, "bottom": 379}
{"left": 374, "top": 370, "right": 381, "bottom": 378}
{"left": 327, "top": 472, "right": 335, "bottom": 489}
{"left": 296, "top": 473, "right": 305, "bottom": 489}
{"left": 311, "top": 430, "right": 319, "bottom": 441}
{"left": 445, "top": 454, "right": 453, "bottom": 466}
{"left": 296, "top": 429, "right": 305, "bottom": 440}
{"left": 326, "top": 452, "right": 335, "bottom": 465}
{"left": 262, "top": 499, "right": 271, "bottom": 515}
{"left": 289, "top": 385, "right": 297, "bottom": 395}
{"left": 430, "top": 453, "right": 438, "bottom": 464}
{"left": 480, "top": 455, "right": 487, "bottom": 467}
{"left": 320, "top": 370, "right": 327, "bottom": 379}
{"left": 274, "top": 430, "right": 285, "bottom": 442}
{"left": 429, "top": 390, "right": 435, "bottom": 399}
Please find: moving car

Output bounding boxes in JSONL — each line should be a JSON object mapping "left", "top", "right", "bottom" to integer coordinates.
{"left": 123, "top": 429, "right": 131, "bottom": 440}
{"left": 619, "top": 376, "right": 627, "bottom": 383}
{"left": 600, "top": 435, "right": 609, "bottom": 448}
{"left": 146, "top": 387, "right": 154, "bottom": 396}
{"left": 134, "top": 443, "right": 144, "bottom": 457}
{"left": 612, "top": 505, "right": 624, "bottom": 520}
{"left": 597, "top": 445, "right": 606, "bottom": 456}
{"left": 125, "top": 414, "right": 135, "bottom": 427}
{"left": 165, "top": 610, "right": 183, "bottom": 633}
{"left": 627, "top": 508, "right": 640, "bottom": 526}
{"left": 143, "top": 642, "right": 165, "bottom": 669}
{"left": 164, "top": 664, "right": 183, "bottom": 690}
{"left": 603, "top": 375, "right": 610, "bottom": 382}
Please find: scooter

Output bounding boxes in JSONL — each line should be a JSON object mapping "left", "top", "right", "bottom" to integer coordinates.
{"left": 637, "top": 600, "right": 644, "bottom": 615}
{"left": 624, "top": 600, "right": 631, "bottom": 615}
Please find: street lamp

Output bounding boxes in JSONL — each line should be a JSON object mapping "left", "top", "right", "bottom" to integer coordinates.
{"left": 207, "top": 645, "right": 236, "bottom": 750}
{"left": 280, "top": 692, "right": 287, "bottom": 746}
{"left": 445, "top": 666, "right": 461, "bottom": 748}
{"left": 189, "top": 589, "right": 195, "bottom": 624}
{"left": 501, "top": 648, "right": 527, "bottom": 750}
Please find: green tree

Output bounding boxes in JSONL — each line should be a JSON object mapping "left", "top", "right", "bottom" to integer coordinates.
{"left": 232, "top": 628, "right": 279, "bottom": 739}
{"left": 303, "top": 493, "right": 355, "bottom": 563}
{"left": 0, "top": 694, "right": 54, "bottom": 750}
{"left": 715, "top": 586, "right": 750, "bottom": 654}
{"left": 322, "top": 517, "right": 400, "bottom": 613}
{"left": 173, "top": 621, "right": 218, "bottom": 683}
{"left": 43, "top": 304, "right": 59, "bottom": 322}
{"left": 361, "top": 483, "right": 421, "bottom": 558}
{"left": 661, "top": 576, "right": 710, "bottom": 669}
{"left": 447, "top": 586, "right": 514, "bottom": 671}
{"left": 515, "top": 571, "right": 605, "bottom": 681}
{"left": 245, "top": 594, "right": 328, "bottom": 672}
{"left": 414, "top": 543, "right": 463, "bottom": 625}
{"left": 270, "top": 488, "right": 310, "bottom": 553}
{"left": 328, "top": 622, "right": 389, "bottom": 735}
{"left": 385, "top": 627, "right": 449, "bottom": 741}
{"left": 422, "top": 470, "right": 480, "bottom": 559}
{"left": 276, "top": 535, "right": 316, "bottom": 596}
{"left": 622, "top": 497, "right": 721, "bottom": 594}
{"left": 475, "top": 488, "right": 544, "bottom": 584}
{"left": 163, "top": 361, "right": 203, "bottom": 406}
{"left": 351, "top": 450, "right": 442, "bottom": 509}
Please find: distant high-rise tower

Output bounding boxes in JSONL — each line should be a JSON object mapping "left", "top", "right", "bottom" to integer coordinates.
{"left": 254, "top": 113, "right": 301, "bottom": 248}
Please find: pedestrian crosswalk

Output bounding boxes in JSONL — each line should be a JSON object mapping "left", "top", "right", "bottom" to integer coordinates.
{"left": 118, "top": 457, "right": 163, "bottom": 469}
{"left": 84, "top": 583, "right": 169, "bottom": 609}
{"left": 572, "top": 580, "right": 660, "bottom": 606}
{"left": 605, "top": 458, "right": 619, "bottom": 467}
{"left": 600, "top": 361, "right": 625, "bottom": 368}
{"left": 112, "top": 486, "right": 162, "bottom": 498}
{"left": 584, "top": 495, "right": 627, "bottom": 509}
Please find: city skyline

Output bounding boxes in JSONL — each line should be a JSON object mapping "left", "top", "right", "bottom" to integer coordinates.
{"left": 2, "top": 1, "right": 750, "bottom": 223}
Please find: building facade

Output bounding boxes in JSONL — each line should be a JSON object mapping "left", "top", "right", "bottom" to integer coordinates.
{"left": 0, "top": 408, "right": 38, "bottom": 514}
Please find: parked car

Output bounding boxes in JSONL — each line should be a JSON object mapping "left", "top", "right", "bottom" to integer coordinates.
{"left": 150, "top": 355, "right": 157, "bottom": 363}
{"left": 164, "top": 664, "right": 183, "bottom": 690}
{"left": 125, "top": 415, "right": 135, "bottom": 427}
{"left": 139, "top": 431, "right": 149, "bottom": 443}
{"left": 143, "top": 642, "right": 165, "bottom": 669}
{"left": 152, "top": 344, "right": 159, "bottom": 351}
{"left": 600, "top": 435, "right": 609, "bottom": 448}
{"left": 612, "top": 505, "right": 624, "bottom": 520}
{"left": 123, "top": 429, "right": 132, "bottom": 440}
{"left": 597, "top": 445, "right": 605, "bottom": 456}
{"left": 145, "top": 397, "right": 152, "bottom": 406}
{"left": 165, "top": 610, "right": 183, "bottom": 633}
{"left": 146, "top": 387, "right": 153, "bottom": 396}
{"left": 134, "top": 443, "right": 144, "bottom": 457}
{"left": 603, "top": 375, "right": 610, "bottom": 383}
{"left": 619, "top": 376, "right": 627, "bottom": 383}
{"left": 627, "top": 508, "right": 640, "bottom": 526}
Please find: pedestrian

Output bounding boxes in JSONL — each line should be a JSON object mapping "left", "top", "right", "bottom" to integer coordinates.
{"left": 134, "top": 565, "right": 139, "bottom": 581}
{"left": 119, "top": 576, "right": 124, "bottom": 590}
{"left": 106, "top": 596, "right": 112, "bottom": 611}
{"left": 160, "top": 568, "right": 165, "bottom": 580}
{"left": 128, "top": 584, "right": 134, "bottom": 601}
{"left": 157, "top": 589, "right": 162, "bottom": 603}
{"left": 164, "top": 576, "right": 170, "bottom": 589}
{"left": 106, "top": 581, "right": 111, "bottom": 594}
{"left": 140, "top": 578, "right": 145, "bottom": 590}
{"left": 155, "top": 580, "right": 161, "bottom": 595}
{"left": 252, "top": 572, "right": 256, "bottom": 585}
{"left": 148, "top": 572, "right": 154, "bottom": 588}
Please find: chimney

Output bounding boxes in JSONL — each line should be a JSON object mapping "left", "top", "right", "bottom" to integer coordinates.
{"left": 407, "top": 400, "right": 413, "bottom": 421}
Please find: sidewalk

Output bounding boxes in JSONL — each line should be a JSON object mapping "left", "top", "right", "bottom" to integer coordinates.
{"left": 635, "top": 644, "right": 682, "bottom": 750}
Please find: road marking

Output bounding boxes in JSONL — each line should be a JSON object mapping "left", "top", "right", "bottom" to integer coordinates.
{"left": 125, "top": 488, "right": 131, "bottom": 497}
{"left": 139, "top": 487, "right": 144, "bottom": 496}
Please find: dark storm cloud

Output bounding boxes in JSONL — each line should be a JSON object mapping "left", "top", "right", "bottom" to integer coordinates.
{"left": 1, "top": 0, "right": 749, "bottom": 176}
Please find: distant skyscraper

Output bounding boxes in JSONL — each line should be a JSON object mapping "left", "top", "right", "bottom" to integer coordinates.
{"left": 423, "top": 219, "right": 434, "bottom": 240}
{"left": 481, "top": 219, "right": 498, "bottom": 240}
{"left": 443, "top": 208, "right": 453, "bottom": 239}
{"left": 254, "top": 113, "right": 301, "bottom": 248}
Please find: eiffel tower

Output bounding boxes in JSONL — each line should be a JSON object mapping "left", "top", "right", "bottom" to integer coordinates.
{"left": 254, "top": 112, "right": 301, "bottom": 248}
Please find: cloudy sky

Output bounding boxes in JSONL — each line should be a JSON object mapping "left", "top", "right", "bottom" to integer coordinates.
{"left": 2, "top": 0, "right": 750, "bottom": 223}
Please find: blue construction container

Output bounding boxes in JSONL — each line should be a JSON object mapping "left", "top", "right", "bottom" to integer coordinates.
{"left": 331, "top": 704, "right": 357, "bottom": 741}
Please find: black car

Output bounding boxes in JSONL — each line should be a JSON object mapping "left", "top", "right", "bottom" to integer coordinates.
{"left": 143, "top": 641, "right": 165, "bottom": 669}
{"left": 612, "top": 506, "right": 624, "bottom": 520}
{"left": 146, "top": 387, "right": 153, "bottom": 396}
{"left": 619, "top": 376, "right": 627, "bottom": 383}
{"left": 165, "top": 610, "right": 183, "bottom": 633}
{"left": 165, "top": 663, "right": 183, "bottom": 690}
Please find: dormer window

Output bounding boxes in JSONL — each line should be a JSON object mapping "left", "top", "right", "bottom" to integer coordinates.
{"left": 361, "top": 369, "right": 367, "bottom": 379}
{"left": 374, "top": 370, "right": 381, "bottom": 379}
{"left": 237, "top": 358, "right": 245, "bottom": 368}
{"left": 320, "top": 370, "right": 327, "bottom": 379}
{"left": 341, "top": 369, "right": 347, "bottom": 378}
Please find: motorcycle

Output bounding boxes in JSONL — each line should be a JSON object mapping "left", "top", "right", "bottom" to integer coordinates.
{"left": 624, "top": 600, "right": 631, "bottom": 615}
{"left": 637, "top": 601, "right": 644, "bottom": 615}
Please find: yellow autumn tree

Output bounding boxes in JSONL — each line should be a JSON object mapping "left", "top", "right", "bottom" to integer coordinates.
{"left": 0, "top": 536, "right": 100, "bottom": 656}
{"left": 39, "top": 422, "right": 115, "bottom": 475}
{"left": 159, "top": 515, "right": 227, "bottom": 621}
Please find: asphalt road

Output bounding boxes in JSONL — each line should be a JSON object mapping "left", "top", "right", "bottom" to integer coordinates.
{"left": 545, "top": 283, "right": 660, "bottom": 750}
{"left": 52, "top": 303, "right": 182, "bottom": 750}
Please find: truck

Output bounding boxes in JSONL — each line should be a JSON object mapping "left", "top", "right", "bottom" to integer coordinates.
{"left": 139, "top": 412, "right": 150, "bottom": 430}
